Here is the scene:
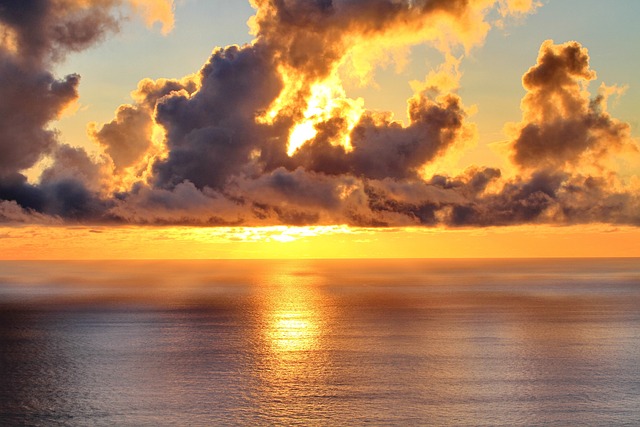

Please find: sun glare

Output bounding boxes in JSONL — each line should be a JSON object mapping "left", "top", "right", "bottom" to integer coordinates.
{"left": 257, "top": 65, "right": 364, "bottom": 156}
{"left": 287, "top": 76, "right": 365, "bottom": 156}
{"left": 288, "top": 121, "right": 318, "bottom": 155}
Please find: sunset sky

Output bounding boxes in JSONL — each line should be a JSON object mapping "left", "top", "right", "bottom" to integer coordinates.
{"left": 0, "top": 0, "right": 639, "bottom": 259}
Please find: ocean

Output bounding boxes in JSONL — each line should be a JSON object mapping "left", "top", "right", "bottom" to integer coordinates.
{"left": 1, "top": 259, "right": 639, "bottom": 426}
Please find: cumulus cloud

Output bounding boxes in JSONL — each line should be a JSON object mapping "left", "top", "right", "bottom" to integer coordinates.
{"left": 507, "top": 40, "right": 633, "bottom": 170}
{"left": 89, "top": 76, "right": 198, "bottom": 193}
{"left": 0, "top": 1, "right": 638, "bottom": 228}
{"left": 152, "top": 44, "right": 283, "bottom": 190}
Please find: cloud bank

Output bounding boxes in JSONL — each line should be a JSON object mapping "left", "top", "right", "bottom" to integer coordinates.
{"left": 1, "top": 0, "right": 638, "bottom": 227}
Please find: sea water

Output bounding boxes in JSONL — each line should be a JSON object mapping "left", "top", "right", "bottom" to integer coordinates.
{"left": 1, "top": 259, "right": 639, "bottom": 426}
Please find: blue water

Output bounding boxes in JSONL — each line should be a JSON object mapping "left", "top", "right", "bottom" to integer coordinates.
{"left": 1, "top": 259, "right": 639, "bottom": 426}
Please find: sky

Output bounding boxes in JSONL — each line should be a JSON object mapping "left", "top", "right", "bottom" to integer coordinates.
{"left": 0, "top": 0, "right": 639, "bottom": 259}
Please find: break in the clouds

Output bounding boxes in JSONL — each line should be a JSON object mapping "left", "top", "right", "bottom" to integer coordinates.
{"left": 1, "top": 0, "right": 639, "bottom": 227}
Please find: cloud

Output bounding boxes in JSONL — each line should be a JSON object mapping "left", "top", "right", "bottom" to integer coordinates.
{"left": 0, "top": 0, "right": 176, "bottom": 221}
{"left": 128, "top": 0, "right": 175, "bottom": 35}
{"left": 109, "top": 181, "right": 244, "bottom": 226}
{"left": 152, "top": 43, "right": 283, "bottom": 190}
{"left": 0, "top": 0, "right": 120, "bottom": 63}
{"left": 120, "top": 0, "right": 496, "bottom": 201}
{"left": 0, "top": 1, "right": 175, "bottom": 61}
{"left": 1, "top": 2, "right": 639, "bottom": 228}
{"left": 507, "top": 40, "right": 633, "bottom": 170}
{"left": 0, "top": 200, "right": 61, "bottom": 224}
{"left": 89, "top": 76, "right": 198, "bottom": 192}
{"left": 0, "top": 151, "right": 108, "bottom": 222}
{"left": 291, "top": 91, "right": 472, "bottom": 180}
{"left": 0, "top": 55, "right": 79, "bottom": 177}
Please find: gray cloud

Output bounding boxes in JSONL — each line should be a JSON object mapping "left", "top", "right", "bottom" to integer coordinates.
{"left": 0, "top": 0, "right": 120, "bottom": 63}
{"left": 0, "top": 53, "right": 79, "bottom": 177}
{"left": 152, "top": 44, "right": 283, "bottom": 190}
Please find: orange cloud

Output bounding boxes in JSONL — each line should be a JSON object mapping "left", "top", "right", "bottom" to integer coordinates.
{"left": 127, "top": 0, "right": 176, "bottom": 35}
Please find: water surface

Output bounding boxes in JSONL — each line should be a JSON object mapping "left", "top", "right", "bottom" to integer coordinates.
{"left": 1, "top": 259, "right": 639, "bottom": 426}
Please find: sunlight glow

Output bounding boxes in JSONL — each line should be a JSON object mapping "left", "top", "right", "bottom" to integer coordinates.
{"left": 286, "top": 76, "right": 365, "bottom": 156}
{"left": 257, "top": 66, "right": 364, "bottom": 156}
{"left": 1, "top": 224, "right": 639, "bottom": 260}
{"left": 0, "top": 24, "right": 18, "bottom": 54}
{"left": 210, "top": 225, "right": 354, "bottom": 243}
{"left": 288, "top": 122, "right": 317, "bottom": 155}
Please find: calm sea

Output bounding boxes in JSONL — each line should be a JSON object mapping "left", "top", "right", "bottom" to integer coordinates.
{"left": 0, "top": 259, "right": 639, "bottom": 426}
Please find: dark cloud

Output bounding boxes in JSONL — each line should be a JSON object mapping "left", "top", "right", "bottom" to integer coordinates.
{"left": 0, "top": 0, "right": 123, "bottom": 182}
{"left": 251, "top": 0, "right": 489, "bottom": 78}
{"left": 152, "top": 44, "right": 283, "bottom": 190}
{"left": 0, "top": 173, "right": 47, "bottom": 213}
{"left": 0, "top": 0, "right": 120, "bottom": 63}
{"left": 0, "top": 199, "right": 60, "bottom": 224}
{"left": 0, "top": 146, "right": 109, "bottom": 222}
{"left": 108, "top": 181, "right": 245, "bottom": 225}
{"left": 0, "top": 52, "right": 79, "bottom": 177}
{"left": 39, "top": 145, "right": 105, "bottom": 192}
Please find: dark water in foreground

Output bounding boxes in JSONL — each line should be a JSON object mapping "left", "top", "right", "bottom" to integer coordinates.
{"left": 0, "top": 258, "right": 639, "bottom": 426}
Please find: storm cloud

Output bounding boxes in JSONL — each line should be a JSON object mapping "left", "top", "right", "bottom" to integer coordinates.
{"left": 1, "top": 1, "right": 638, "bottom": 228}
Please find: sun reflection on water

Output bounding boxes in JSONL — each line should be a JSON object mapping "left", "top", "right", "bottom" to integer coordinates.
{"left": 272, "top": 313, "right": 317, "bottom": 352}
{"left": 260, "top": 263, "right": 324, "bottom": 355}
{"left": 251, "top": 261, "right": 334, "bottom": 414}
